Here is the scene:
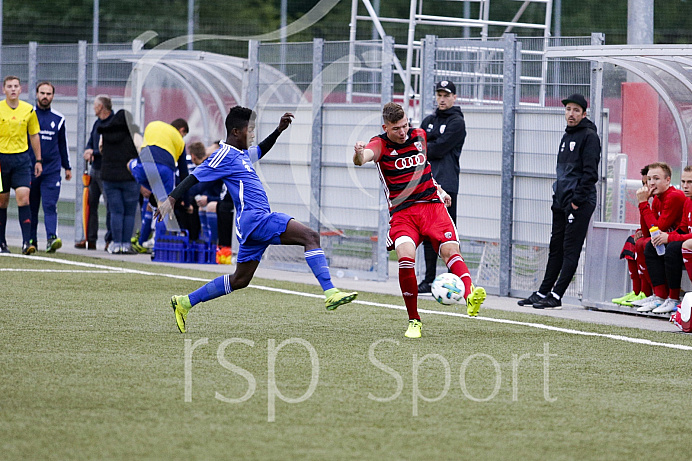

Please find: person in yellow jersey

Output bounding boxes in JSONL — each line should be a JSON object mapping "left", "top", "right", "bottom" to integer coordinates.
{"left": 0, "top": 76, "right": 43, "bottom": 254}
{"left": 127, "top": 118, "right": 189, "bottom": 251}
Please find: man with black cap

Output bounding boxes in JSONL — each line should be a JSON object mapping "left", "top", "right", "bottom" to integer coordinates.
{"left": 417, "top": 80, "right": 467, "bottom": 293}
{"left": 518, "top": 93, "right": 601, "bottom": 308}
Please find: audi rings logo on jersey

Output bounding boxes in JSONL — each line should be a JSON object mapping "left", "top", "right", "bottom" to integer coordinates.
{"left": 394, "top": 153, "right": 426, "bottom": 170}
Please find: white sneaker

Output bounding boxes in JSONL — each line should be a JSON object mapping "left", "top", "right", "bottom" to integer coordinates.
{"left": 108, "top": 243, "right": 122, "bottom": 254}
{"left": 631, "top": 294, "right": 657, "bottom": 307}
{"left": 636, "top": 296, "right": 665, "bottom": 312}
{"left": 652, "top": 298, "right": 679, "bottom": 314}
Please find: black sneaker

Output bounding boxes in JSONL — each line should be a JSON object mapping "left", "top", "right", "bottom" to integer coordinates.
{"left": 517, "top": 291, "right": 544, "bottom": 306}
{"left": 0, "top": 242, "right": 10, "bottom": 254}
{"left": 22, "top": 241, "right": 36, "bottom": 255}
{"left": 418, "top": 281, "right": 432, "bottom": 294}
{"left": 533, "top": 293, "right": 562, "bottom": 309}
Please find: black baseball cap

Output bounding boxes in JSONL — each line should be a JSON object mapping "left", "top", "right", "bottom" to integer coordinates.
{"left": 562, "top": 93, "right": 588, "bottom": 111}
{"left": 435, "top": 80, "right": 456, "bottom": 94}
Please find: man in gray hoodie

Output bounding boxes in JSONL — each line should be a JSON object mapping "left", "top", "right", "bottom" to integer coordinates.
{"left": 418, "top": 80, "right": 467, "bottom": 294}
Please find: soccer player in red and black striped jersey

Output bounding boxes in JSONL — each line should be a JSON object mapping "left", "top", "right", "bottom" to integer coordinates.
{"left": 353, "top": 102, "right": 486, "bottom": 338}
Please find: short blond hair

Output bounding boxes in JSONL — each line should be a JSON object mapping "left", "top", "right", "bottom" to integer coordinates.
{"left": 648, "top": 162, "right": 672, "bottom": 178}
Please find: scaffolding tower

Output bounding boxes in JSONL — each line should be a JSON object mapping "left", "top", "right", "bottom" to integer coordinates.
{"left": 347, "top": 0, "right": 554, "bottom": 108}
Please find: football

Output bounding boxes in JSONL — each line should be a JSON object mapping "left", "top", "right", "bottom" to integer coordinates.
{"left": 431, "top": 273, "right": 466, "bottom": 305}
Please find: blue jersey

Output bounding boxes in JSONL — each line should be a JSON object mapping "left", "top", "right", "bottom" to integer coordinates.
{"left": 28, "top": 106, "right": 71, "bottom": 175}
{"left": 191, "top": 141, "right": 269, "bottom": 244}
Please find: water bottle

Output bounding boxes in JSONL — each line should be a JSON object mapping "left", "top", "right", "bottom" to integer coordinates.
{"left": 650, "top": 226, "right": 666, "bottom": 256}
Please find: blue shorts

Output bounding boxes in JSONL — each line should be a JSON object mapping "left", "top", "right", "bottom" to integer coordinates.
{"left": 0, "top": 151, "right": 32, "bottom": 193}
{"left": 128, "top": 156, "right": 175, "bottom": 197}
{"left": 236, "top": 212, "right": 293, "bottom": 263}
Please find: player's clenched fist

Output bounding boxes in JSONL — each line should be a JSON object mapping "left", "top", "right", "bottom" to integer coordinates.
{"left": 636, "top": 185, "right": 652, "bottom": 203}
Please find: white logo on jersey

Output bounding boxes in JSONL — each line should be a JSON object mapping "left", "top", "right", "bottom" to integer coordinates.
{"left": 560, "top": 142, "right": 565, "bottom": 152}
{"left": 414, "top": 141, "right": 423, "bottom": 152}
{"left": 570, "top": 141, "right": 576, "bottom": 151}
{"left": 50, "top": 121, "right": 55, "bottom": 129}
{"left": 241, "top": 159, "right": 253, "bottom": 173}
{"left": 394, "top": 153, "right": 426, "bottom": 169}
{"left": 440, "top": 125, "right": 446, "bottom": 134}
{"left": 427, "top": 124, "right": 433, "bottom": 131}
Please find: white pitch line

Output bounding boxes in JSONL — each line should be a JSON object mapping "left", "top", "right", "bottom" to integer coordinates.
{"left": 0, "top": 268, "right": 119, "bottom": 273}
{"left": 5, "top": 254, "right": 692, "bottom": 351}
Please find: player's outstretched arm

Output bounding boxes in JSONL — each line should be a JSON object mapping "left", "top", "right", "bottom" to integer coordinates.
{"left": 353, "top": 141, "right": 375, "bottom": 166}
{"left": 257, "top": 112, "right": 294, "bottom": 159}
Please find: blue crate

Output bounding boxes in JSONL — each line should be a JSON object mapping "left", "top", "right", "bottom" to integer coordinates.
{"left": 153, "top": 230, "right": 217, "bottom": 264}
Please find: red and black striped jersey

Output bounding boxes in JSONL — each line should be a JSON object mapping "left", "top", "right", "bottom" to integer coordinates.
{"left": 366, "top": 127, "right": 441, "bottom": 215}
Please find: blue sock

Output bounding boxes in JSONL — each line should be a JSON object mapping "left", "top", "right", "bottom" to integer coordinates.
{"left": 139, "top": 205, "right": 153, "bottom": 244}
{"left": 189, "top": 274, "right": 232, "bottom": 307}
{"left": 207, "top": 211, "right": 218, "bottom": 243}
{"left": 305, "top": 248, "right": 334, "bottom": 291}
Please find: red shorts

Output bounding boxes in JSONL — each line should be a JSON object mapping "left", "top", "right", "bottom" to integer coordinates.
{"left": 387, "top": 202, "right": 458, "bottom": 253}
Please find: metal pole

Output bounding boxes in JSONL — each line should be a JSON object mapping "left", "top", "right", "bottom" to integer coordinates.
{"left": 309, "top": 39, "right": 324, "bottom": 233}
{"left": 371, "top": 0, "right": 380, "bottom": 40}
{"left": 187, "top": 0, "right": 194, "bottom": 51}
{"left": 92, "top": 0, "right": 99, "bottom": 86}
{"left": 420, "top": 35, "right": 436, "bottom": 118}
{"left": 377, "top": 36, "right": 394, "bottom": 281}
{"left": 463, "top": 0, "right": 470, "bottom": 39}
{"left": 75, "top": 41, "right": 88, "bottom": 243}
{"left": 403, "top": 0, "right": 417, "bottom": 109}
{"left": 590, "top": 32, "right": 606, "bottom": 221}
{"left": 280, "top": 0, "right": 287, "bottom": 75}
{"left": 628, "top": 0, "right": 654, "bottom": 44}
{"left": 499, "top": 34, "right": 517, "bottom": 296}
{"left": 346, "top": 0, "right": 358, "bottom": 103}
{"left": 245, "top": 40, "right": 259, "bottom": 109}
{"left": 554, "top": 0, "right": 561, "bottom": 37}
{"left": 28, "top": 42, "right": 37, "bottom": 103}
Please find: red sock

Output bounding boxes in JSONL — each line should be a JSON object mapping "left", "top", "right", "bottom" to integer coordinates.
{"left": 446, "top": 254, "right": 473, "bottom": 299}
{"left": 670, "top": 288, "right": 681, "bottom": 300}
{"left": 683, "top": 248, "right": 692, "bottom": 284}
{"left": 638, "top": 262, "right": 653, "bottom": 296}
{"left": 653, "top": 284, "right": 669, "bottom": 299}
{"left": 627, "top": 259, "right": 641, "bottom": 294}
{"left": 398, "top": 257, "right": 419, "bottom": 320}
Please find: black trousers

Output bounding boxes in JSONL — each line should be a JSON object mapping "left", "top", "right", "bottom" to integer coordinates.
{"left": 538, "top": 202, "right": 595, "bottom": 297}
{"left": 421, "top": 192, "right": 458, "bottom": 284}
{"left": 644, "top": 239, "right": 684, "bottom": 291}
{"left": 217, "top": 198, "right": 234, "bottom": 247}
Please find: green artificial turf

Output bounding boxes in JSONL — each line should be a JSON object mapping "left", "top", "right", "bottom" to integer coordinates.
{"left": 1, "top": 253, "right": 692, "bottom": 460}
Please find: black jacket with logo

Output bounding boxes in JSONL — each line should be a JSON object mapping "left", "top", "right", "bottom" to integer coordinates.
{"left": 420, "top": 105, "right": 466, "bottom": 193}
{"left": 552, "top": 117, "right": 601, "bottom": 211}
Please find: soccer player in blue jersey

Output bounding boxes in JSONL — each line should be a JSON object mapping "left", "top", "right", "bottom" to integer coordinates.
{"left": 28, "top": 82, "right": 72, "bottom": 252}
{"left": 155, "top": 107, "right": 357, "bottom": 333}
{"left": 128, "top": 118, "right": 189, "bottom": 253}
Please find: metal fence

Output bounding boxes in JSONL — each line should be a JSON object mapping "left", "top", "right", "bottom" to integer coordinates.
{"left": 5, "top": 34, "right": 599, "bottom": 295}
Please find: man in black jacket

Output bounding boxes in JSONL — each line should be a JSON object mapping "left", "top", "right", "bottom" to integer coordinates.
{"left": 417, "top": 80, "right": 467, "bottom": 293}
{"left": 518, "top": 94, "right": 601, "bottom": 309}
